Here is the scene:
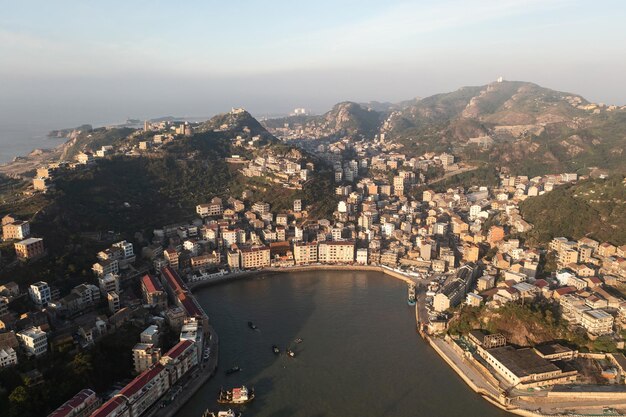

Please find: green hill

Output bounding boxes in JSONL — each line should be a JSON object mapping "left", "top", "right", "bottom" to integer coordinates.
{"left": 519, "top": 176, "right": 626, "bottom": 245}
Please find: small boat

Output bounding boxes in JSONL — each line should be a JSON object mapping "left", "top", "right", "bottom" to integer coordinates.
{"left": 225, "top": 366, "right": 241, "bottom": 375}
{"left": 407, "top": 284, "right": 416, "bottom": 306}
{"left": 217, "top": 386, "right": 255, "bottom": 405}
{"left": 294, "top": 338, "right": 303, "bottom": 344}
{"left": 287, "top": 349, "right": 295, "bottom": 358}
{"left": 201, "top": 409, "right": 241, "bottom": 417}
{"left": 272, "top": 345, "right": 280, "bottom": 354}
{"left": 247, "top": 321, "right": 257, "bottom": 330}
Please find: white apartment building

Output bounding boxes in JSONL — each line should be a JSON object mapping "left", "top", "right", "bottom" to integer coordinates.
{"left": 17, "top": 326, "right": 48, "bottom": 357}
{"left": 318, "top": 241, "right": 355, "bottom": 264}
{"left": 0, "top": 348, "right": 17, "bottom": 368}
{"left": 29, "top": 281, "right": 51, "bottom": 306}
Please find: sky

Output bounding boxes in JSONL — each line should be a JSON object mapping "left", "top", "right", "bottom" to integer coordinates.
{"left": 1, "top": 0, "right": 625, "bottom": 127}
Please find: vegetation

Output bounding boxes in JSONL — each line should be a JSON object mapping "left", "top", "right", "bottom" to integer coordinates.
{"left": 519, "top": 176, "right": 626, "bottom": 246}
{"left": 0, "top": 324, "right": 143, "bottom": 417}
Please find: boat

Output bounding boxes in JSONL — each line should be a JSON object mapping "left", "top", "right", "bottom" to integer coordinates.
{"left": 272, "top": 345, "right": 280, "bottom": 354}
{"left": 225, "top": 366, "right": 241, "bottom": 375}
{"left": 407, "top": 284, "right": 416, "bottom": 306}
{"left": 201, "top": 409, "right": 241, "bottom": 417}
{"left": 217, "top": 386, "right": 255, "bottom": 405}
{"left": 247, "top": 321, "right": 257, "bottom": 330}
{"left": 294, "top": 338, "right": 303, "bottom": 344}
{"left": 287, "top": 349, "right": 295, "bottom": 357}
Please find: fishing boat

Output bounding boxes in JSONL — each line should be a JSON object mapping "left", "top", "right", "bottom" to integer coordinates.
{"left": 225, "top": 366, "right": 241, "bottom": 375}
{"left": 272, "top": 345, "right": 280, "bottom": 354}
{"left": 217, "top": 386, "right": 255, "bottom": 405}
{"left": 287, "top": 349, "right": 295, "bottom": 358}
{"left": 407, "top": 284, "right": 416, "bottom": 306}
{"left": 294, "top": 338, "right": 303, "bottom": 344}
{"left": 201, "top": 409, "right": 241, "bottom": 417}
{"left": 247, "top": 321, "right": 257, "bottom": 330}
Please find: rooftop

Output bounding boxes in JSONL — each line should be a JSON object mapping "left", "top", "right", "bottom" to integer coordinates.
{"left": 487, "top": 346, "right": 561, "bottom": 378}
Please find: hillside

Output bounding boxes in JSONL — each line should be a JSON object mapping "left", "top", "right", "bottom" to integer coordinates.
{"left": 519, "top": 176, "right": 626, "bottom": 245}
{"left": 385, "top": 81, "right": 626, "bottom": 175}
{"left": 60, "top": 127, "right": 135, "bottom": 160}
{"left": 197, "top": 108, "right": 276, "bottom": 143}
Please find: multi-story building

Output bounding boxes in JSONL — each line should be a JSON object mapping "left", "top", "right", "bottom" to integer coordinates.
{"left": 132, "top": 343, "right": 162, "bottom": 374}
{"left": 196, "top": 198, "right": 223, "bottom": 217}
{"left": 240, "top": 246, "right": 271, "bottom": 269}
{"left": 29, "top": 281, "right": 51, "bottom": 306}
{"left": 98, "top": 274, "right": 120, "bottom": 296}
{"left": 293, "top": 242, "right": 318, "bottom": 265}
{"left": 107, "top": 291, "right": 121, "bottom": 314}
{"left": 356, "top": 248, "right": 369, "bottom": 264}
{"left": 318, "top": 241, "right": 355, "bottom": 264}
{"left": 141, "top": 274, "right": 167, "bottom": 310}
{"left": 47, "top": 389, "right": 101, "bottom": 417}
{"left": 2, "top": 220, "right": 30, "bottom": 241}
{"left": 164, "top": 249, "right": 179, "bottom": 269}
{"left": 252, "top": 201, "right": 270, "bottom": 215}
{"left": 0, "top": 347, "right": 17, "bottom": 368}
{"left": 580, "top": 309, "right": 614, "bottom": 336}
{"left": 17, "top": 326, "right": 47, "bottom": 357}
{"left": 293, "top": 199, "right": 302, "bottom": 213}
{"left": 14, "top": 237, "right": 45, "bottom": 260}
{"left": 92, "top": 259, "right": 119, "bottom": 277}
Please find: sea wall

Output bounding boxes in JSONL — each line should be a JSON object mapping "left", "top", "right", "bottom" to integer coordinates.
{"left": 188, "top": 264, "right": 415, "bottom": 292}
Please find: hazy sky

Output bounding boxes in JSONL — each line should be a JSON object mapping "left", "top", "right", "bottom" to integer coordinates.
{"left": 1, "top": 0, "right": 625, "bottom": 126}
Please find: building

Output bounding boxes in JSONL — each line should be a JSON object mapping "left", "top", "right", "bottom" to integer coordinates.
{"left": 47, "top": 389, "right": 101, "bottom": 417}
{"left": 133, "top": 343, "right": 162, "bottom": 374}
{"left": 141, "top": 274, "right": 167, "bottom": 310}
{"left": 190, "top": 252, "right": 221, "bottom": 270}
{"left": 2, "top": 220, "right": 30, "bottom": 241}
{"left": 140, "top": 325, "right": 160, "bottom": 345}
{"left": 14, "top": 237, "right": 45, "bottom": 260}
{"left": 240, "top": 246, "right": 271, "bottom": 269}
{"left": 196, "top": 198, "right": 223, "bottom": 217}
{"left": 29, "top": 281, "right": 51, "bottom": 306}
{"left": 479, "top": 345, "right": 577, "bottom": 388}
{"left": 580, "top": 309, "right": 614, "bottom": 336}
{"left": 17, "top": 326, "right": 47, "bottom": 357}
{"left": 99, "top": 274, "right": 120, "bottom": 296}
{"left": 252, "top": 201, "right": 270, "bottom": 215}
{"left": 107, "top": 292, "right": 121, "bottom": 314}
{"left": 293, "top": 242, "right": 318, "bottom": 265}
{"left": 293, "top": 199, "right": 302, "bottom": 213}
{"left": 93, "top": 260, "right": 119, "bottom": 277}
{"left": 0, "top": 347, "right": 17, "bottom": 368}
{"left": 164, "top": 249, "right": 179, "bottom": 269}
{"left": 318, "top": 241, "right": 355, "bottom": 264}
{"left": 356, "top": 248, "right": 369, "bottom": 265}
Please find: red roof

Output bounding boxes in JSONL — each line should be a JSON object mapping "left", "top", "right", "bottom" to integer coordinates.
{"left": 161, "top": 266, "right": 186, "bottom": 293}
{"left": 90, "top": 396, "right": 126, "bottom": 417}
{"left": 555, "top": 286, "right": 577, "bottom": 296}
{"left": 165, "top": 339, "right": 194, "bottom": 360}
{"left": 48, "top": 389, "right": 96, "bottom": 417}
{"left": 179, "top": 294, "right": 204, "bottom": 318}
{"left": 534, "top": 279, "right": 549, "bottom": 289}
{"left": 119, "top": 364, "right": 165, "bottom": 398}
{"left": 141, "top": 274, "right": 163, "bottom": 293}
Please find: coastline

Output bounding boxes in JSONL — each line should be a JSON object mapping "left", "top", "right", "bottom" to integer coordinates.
{"left": 182, "top": 265, "right": 626, "bottom": 417}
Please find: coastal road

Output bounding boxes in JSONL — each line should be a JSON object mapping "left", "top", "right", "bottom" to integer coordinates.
{"left": 431, "top": 338, "right": 501, "bottom": 399}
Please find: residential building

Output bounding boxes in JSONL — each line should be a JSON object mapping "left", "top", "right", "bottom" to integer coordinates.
{"left": 240, "top": 246, "right": 271, "bottom": 269}
{"left": 47, "top": 389, "right": 101, "bottom": 417}
{"left": 318, "top": 241, "right": 355, "bottom": 264}
{"left": 29, "top": 281, "right": 51, "bottom": 306}
{"left": 293, "top": 242, "right": 318, "bottom": 265}
{"left": 0, "top": 347, "right": 17, "bottom": 368}
{"left": 2, "top": 220, "right": 30, "bottom": 241}
{"left": 132, "top": 343, "right": 161, "bottom": 374}
{"left": 14, "top": 237, "right": 45, "bottom": 260}
{"left": 17, "top": 326, "right": 47, "bottom": 357}
{"left": 196, "top": 198, "right": 223, "bottom": 217}
{"left": 141, "top": 274, "right": 167, "bottom": 309}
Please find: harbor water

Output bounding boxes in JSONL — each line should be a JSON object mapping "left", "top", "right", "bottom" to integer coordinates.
{"left": 176, "top": 271, "right": 509, "bottom": 417}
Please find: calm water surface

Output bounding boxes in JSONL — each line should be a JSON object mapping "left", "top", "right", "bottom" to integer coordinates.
{"left": 176, "top": 271, "right": 509, "bottom": 417}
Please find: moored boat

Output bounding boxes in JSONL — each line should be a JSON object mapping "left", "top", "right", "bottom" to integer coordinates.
{"left": 272, "top": 345, "right": 280, "bottom": 354}
{"left": 287, "top": 349, "right": 295, "bottom": 357}
{"left": 201, "top": 409, "right": 241, "bottom": 417}
{"left": 247, "top": 321, "right": 257, "bottom": 330}
{"left": 225, "top": 366, "right": 241, "bottom": 375}
{"left": 294, "top": 338, "right": 303, "bottom": 344}
{"left": 217, "top": 386, "right": 255, "bottom": 405}
{"left": 407, "top": 284, "right": 416, "bottom": 306}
